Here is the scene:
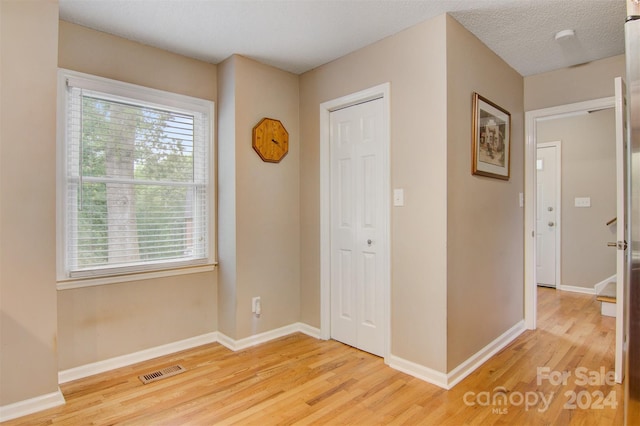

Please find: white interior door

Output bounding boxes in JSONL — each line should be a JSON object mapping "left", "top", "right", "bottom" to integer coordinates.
{"left": 614, "top": 76, "right": 628, "bottom": 383}
{"left": 330, "top": 98, "right": 385, "bottom": 357}
{"left": 536, "top": 143, "right": 560, "bottom": 287}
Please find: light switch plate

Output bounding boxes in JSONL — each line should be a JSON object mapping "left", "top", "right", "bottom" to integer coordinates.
{"left": 393, "top": 189, "right": 404, "bottom": 206}
{"left": 574, "top": 197, "right": 591, "bottom": 208}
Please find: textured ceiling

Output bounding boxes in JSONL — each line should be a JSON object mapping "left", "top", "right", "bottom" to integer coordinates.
{"left": 58, "top": 0, "right": 627, "bottom": 77}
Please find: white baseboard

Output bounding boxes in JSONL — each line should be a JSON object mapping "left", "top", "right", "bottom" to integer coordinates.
{"left": 387, "top": 355, "right": 449, "bottom": 389}
{"left": 559, "top": 274, "right": 616, "bottom": 296}
{"left": 594, "top": 274, "right": 616, "bottom": 295}
{"left": 217, "top": 325, "right": 297, "bottom": 351}
{"left": 558, "top": 284, "right": 596, "bottom": 295}
{"left": 59, "top": 323, "right": 321, "bottom": 384}
{"left": 0, "top": 388, "right": 65, "bottom": 422}
{"left": 297, "top": 322, "right": 322, "bottom": 339}
{"left": 218, "top": 322, "right": 321, "bottom": 351}
{"left": 446, "top": 320, "right": 526, "bottom": 388}
{"left": 389, "top": 320, "right": 525, "bottom": 390}
{"left": 58, "top": 332, "right": 219, "bottom": 384}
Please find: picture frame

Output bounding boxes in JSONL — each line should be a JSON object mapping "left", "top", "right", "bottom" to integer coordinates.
{"left": 472, "top": 92, "right": 511, "bottom": 180}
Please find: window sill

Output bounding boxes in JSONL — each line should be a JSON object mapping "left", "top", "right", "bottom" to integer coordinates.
{"left": 56, "top": 263, "right": 217, "bottom": 290}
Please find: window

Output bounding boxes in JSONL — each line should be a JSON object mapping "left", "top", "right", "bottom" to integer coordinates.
{"left": 57, "top": 70, "right": 214, "bottom": 281}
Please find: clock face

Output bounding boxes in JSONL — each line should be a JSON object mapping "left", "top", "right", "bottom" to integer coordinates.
{"left": 252, "top": 118, "right": 289, "bottom": 163}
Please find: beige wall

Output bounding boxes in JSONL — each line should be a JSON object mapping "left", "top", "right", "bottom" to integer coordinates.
{"left": 537, "top": 109, "right": 616, "bottom": 288}
{"left": 0, "top": 0, "right": 60, "bottom": 405}
{"left": 445, "top": 16, "right": 524, "bottom": 370}
{"left": 218, "top": 55, "right": 300, "bottom": 340}
{"left": 57, "top": 21, "right": 218, "bottom": 369}
{"left": 300, "top": 16, "right": 449, "bottom": 371}
{"left": 524, "top": 55, "right": 625, "bottom": 111}
{"left": 58, "top": 21, "right": 217, "bottom": 101}
{"left": 216, "top": 57, "right": 238, "bottom": 337}
{"left": 57, "top": 276, "right": 217, "bottom": 369}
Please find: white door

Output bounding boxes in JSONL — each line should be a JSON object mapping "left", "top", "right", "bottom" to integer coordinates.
{"left": 614, "top": 76, "right": 629, "bottom": 383}
{"left": 330, "top": 98, "right": 385, "bottom": 357}
{"left": 536, "top": 143, "right": 560, "bottom": 287}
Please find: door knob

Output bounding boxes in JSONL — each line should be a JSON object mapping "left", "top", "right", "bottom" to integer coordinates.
{"left": 367, "top": 239, "right": 372, "bottom": 246}
{"left": 548, "top": 221, "right": 555, "bottom": 227}
{"left": 608, "top": 242, "right": 618, "bottom": 247}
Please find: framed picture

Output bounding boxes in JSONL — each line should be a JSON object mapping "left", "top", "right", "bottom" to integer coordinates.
{"left": 472, "top": 92, "right": 511, "bottom": 180}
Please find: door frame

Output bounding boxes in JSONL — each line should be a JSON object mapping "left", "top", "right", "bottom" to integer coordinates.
{"left": 614, "top": 76, "right": 628, "bottom": 383}
{"left": 536, "top": 141, "right": 562, "bottom": 289}
{"left": 319, "top": 83, "right": 391, "bottom": 360}
{"left": 525, "top": 96, "right": 614, "bottom": 329}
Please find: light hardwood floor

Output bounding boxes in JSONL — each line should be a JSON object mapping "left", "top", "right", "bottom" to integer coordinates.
{"left": 2, "top": 287, "right": 623, "bottom": 425}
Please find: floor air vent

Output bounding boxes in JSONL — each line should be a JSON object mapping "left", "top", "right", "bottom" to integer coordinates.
{"left": 139, "top": 364, "right": 186, "bottom": 385}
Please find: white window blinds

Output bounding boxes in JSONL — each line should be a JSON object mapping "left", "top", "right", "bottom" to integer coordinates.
{"left": 59, "top": 71, "right": 212, "bottom": 279}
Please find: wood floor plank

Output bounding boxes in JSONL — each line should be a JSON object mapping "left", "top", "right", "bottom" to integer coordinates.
{"left": 1, "top": 287, "right": 623, "bottom": 425}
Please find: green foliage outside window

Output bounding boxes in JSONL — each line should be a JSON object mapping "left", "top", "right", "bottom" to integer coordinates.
{"left": 76, "top": 96, "right": 196, "bottom": 268}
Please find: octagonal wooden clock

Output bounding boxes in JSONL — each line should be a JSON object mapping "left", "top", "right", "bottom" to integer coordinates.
{"left": 252, "top": 117, "right": 289, "bottom": 163}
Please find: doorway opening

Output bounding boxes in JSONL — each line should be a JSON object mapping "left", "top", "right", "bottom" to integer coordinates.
{"left": 525, "top": 84, "right": 628, "bottom": 383}
{"left": 524, "top": 96, "right": 615, "bottom": 329}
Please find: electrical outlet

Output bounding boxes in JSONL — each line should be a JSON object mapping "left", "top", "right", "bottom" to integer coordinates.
{"left": 252, "top": 297, "right": 260, "bottom": 314}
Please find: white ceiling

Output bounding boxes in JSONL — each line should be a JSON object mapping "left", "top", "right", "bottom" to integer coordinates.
{"left": 58, "top": 0, "right": 627, "bottom": 77}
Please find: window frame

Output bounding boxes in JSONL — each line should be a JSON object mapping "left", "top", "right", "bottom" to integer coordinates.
{"left": 56, "top": 69, "right": 216, "bottom": 288}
